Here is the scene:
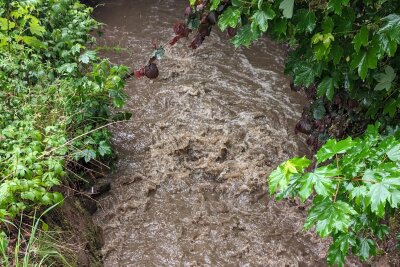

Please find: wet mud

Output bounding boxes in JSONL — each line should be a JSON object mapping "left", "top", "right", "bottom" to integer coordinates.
{"left": 93, "top": 0, "right": 333, "bottom": 266}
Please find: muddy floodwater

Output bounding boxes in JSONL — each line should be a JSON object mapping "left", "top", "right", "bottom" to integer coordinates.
{"left": 92, "top": 0, "right": 331, "bottom": 266}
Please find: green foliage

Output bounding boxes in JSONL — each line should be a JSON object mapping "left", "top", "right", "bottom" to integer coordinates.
{"left": 208, "top": 0, "right": 400, "bottom": 121}
{"left": 279, "top": 0, "right": 294, "bottom": 19}
{"left": 0, "top": 0, "right": 127, "bottom": 234}
{"left": 0, "top": 205, "right": 71, "bottom": 266}
{"left": 374, "top": 65, "right": 396, "bottom": 92}
{"left": 269, "top": 124, "right": 400, "bottom": 266}
{"left": 218, "top": 6, "right": 241, "bottom": 31}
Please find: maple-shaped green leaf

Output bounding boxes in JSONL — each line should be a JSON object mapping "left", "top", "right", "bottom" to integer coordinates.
{"left": 98, "top": 141, "right": 112, "bottom": 157}
{"left": 231, "top": 24, "right": 260, "bottom": 47}
{"left": 306, "top": 166, "right": 339, "bottom": 197}
{"left": 327, "top": 246, "right": 345, "bottom": 267}
{"left": 251, "top": 6, "right": 275, "bottom": 32}
{"left": 296, "top": 9, "right": 316, "bottom": 33}
{"left": 369, "top": 182, "right": 390, "bottom": 217}
{"left": 322, "top": 33, "right": 335, "bottom": 48}
{"left": 305, "top": 197, "right": 357, "bottom": 237}
{"left": 298, "top": 176, "right": 313, "bottom": 201}
{"left": 355, "top": 238, "right": 376, "bottom": 261}
{"left": 376, "top": 33, "right": 398, "bottom": 57}
{"left": 297, "top": 166, "right": 340, "bottom": 201}
{"left": 383, "top": 99, "right": 399, "bottom": 118}
{"left": 349, "top": 186, "right": 368, "bottom": 206}
{"left": 293, "top": 62, "right": 318, "bottom": 87}
{"left": 316, "top": 137, "right": 354, "bottom": 163}
{"left": 71, "top": 44, "right": 82, "bottom": 55}
{"left": 268, "top": 157, "right": 311, "bottom": 194}
{"left": 29, "top": 20, "right": 46, "bottom": 37}
{"left": 351, "top": 49, "right": 378, "bottom": 80}
{"left": 317, "top": 76, "right": 337, "bottom": 101}
{"left": 279, "top": 0, "right": 294, "bottom": 19}
{"left": 387, "top": 143, "right": 400, "bottom": 161}
{"left": 374, "top": 65, "right": 396, "bottom": 91}
{"left": 80, "top": 149, "right": 97, "bottom": 163}
{"left": 268, "top": 165, "right": 287, "bottom": 194}
{"left": 352, "top": 52, "right": 368, "bottom": 80}
{"left": 328, "top": 0, "right": 350, "bottom": 15}
{"left": 389, "top": 189, "right": 400, "bottom": 208}
{"left": 312, "top": 33, "right": 334, "bottom": 60}
{"left": 288, "top": 157, "right": 311, "bottom": 172}
{"left": 79, "top": 50, "right": 96, "bottom": 64}
{"left": 271, "top": 18, "right": 288, "bottom": 36}
{"left": 379, "top": 14, "right": 400, "bottom": 40}
{"left": 218, "top": 7, "right": 241, "bottom": 31}
{"left": 352, "top": 26, "right": 369, "bottom": 53}
{"left": 327, "top": 233, "right": 356, "bottom": 267}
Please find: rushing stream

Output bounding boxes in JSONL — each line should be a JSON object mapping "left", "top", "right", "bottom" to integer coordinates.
{"left": 92, "top": 1, "right": 332, "bottom": 266}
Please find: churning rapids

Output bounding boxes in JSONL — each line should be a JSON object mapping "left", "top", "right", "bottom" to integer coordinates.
{"left": 92, "top": 0, "right": 331, "bottom": 266}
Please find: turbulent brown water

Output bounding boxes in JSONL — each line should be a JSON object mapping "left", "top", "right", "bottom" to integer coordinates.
{"left": 92, "top": 1, "right": 331, "bottom": 266}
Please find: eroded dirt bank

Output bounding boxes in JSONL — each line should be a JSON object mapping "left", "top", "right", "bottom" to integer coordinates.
{"left": 92, "top": 0, "right": 332, "bottom": 266}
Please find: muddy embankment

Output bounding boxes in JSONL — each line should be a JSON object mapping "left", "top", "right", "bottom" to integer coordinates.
{"left": 87, "top": 0, "right": 338, "bottom": 266}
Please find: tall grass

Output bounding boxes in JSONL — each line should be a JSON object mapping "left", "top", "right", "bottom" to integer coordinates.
{"left": 0, "top": 203, "right": 72, "bottom": 267}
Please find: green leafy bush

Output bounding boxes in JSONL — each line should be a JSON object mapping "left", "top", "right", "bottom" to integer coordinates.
{"left": 206, "top": 0, "right": 399, "bottom": 121}
{"left": 269, "top": 124, "right": 400, "bottom": 266}
{"left": 0, "top": 0, "right": 127, "bottom": 231}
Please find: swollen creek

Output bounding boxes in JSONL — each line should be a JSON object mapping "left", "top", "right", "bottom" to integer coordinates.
{"left": 92, "top": 1, "right": 331, "bottom": 266}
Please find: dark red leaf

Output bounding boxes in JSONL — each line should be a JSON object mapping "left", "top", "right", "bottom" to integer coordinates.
{"left": 134, "top": 67, "right": 145, "bottom": 78}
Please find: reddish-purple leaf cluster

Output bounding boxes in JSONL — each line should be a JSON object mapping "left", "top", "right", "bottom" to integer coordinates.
{"left": 169, "top": 22, "right": 191, "bottom": 46}
{"left": 134, "top": 62, "right": 159, "bottom": 79}
{"left": 227, "top": 27, "right": 236, "bottom": 37}
{"left": 134, "top": 67, "right": 145, "bottom": 78}
{"left": 135, "top": 0, "right": 233, "bottom": 79}
{"left": 189, "top": 12, "right": 214, "bottom": 49}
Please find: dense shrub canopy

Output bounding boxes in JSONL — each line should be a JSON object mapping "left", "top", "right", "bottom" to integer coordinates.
{"left": 0, "top": 1, "right": 127, "bottom": 260}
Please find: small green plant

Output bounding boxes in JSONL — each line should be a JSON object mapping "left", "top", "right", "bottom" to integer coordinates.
{"left": 0, "top": 204, "right": 71, "bottom": 267}
{"left": 268, "top": 124, "right": 400, "bottom": 266}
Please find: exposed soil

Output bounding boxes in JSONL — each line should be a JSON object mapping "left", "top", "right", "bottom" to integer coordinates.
{"left": 46, "top": 194, "right": 104, "bottom": 267}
